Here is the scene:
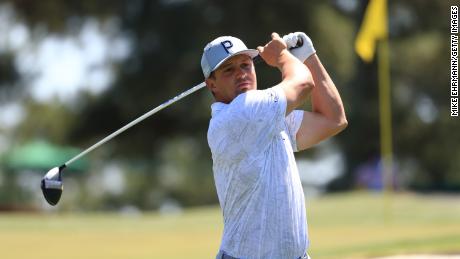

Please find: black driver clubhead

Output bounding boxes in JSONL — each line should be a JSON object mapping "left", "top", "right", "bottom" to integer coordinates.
{"left": 41, "top": 165, "right": 65, "bottom": 206}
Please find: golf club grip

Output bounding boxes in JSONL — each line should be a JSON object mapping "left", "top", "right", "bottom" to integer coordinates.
{"left": 253, "top": 36, "right": 304, "bottom": 64}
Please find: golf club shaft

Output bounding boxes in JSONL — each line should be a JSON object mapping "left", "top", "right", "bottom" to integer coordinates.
{"left": 64, "top": 56, "right": 265, "bottom": 167}
{"left": 63, "top": 37, "right": 304, "bottom": 167}
{"left": 64, "top": 81, "right": 207, "bottom": 166}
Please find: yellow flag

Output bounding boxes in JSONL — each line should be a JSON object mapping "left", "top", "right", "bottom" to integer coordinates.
{"left": 355, "top": 0, "right": 388, "bottom": 62}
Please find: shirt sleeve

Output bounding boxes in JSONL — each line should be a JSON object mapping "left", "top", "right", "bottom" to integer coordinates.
{"left": 226, "top": 86, "right": 287, "bottom": 155}
{"left": 285, "top": 110, "right": 304, "bottom": 152}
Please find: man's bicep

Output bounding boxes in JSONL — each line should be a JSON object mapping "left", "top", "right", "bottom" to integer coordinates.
{"left": 296, "top": 111, "right": 345, "bottom": 151}
{"left": 279, "top": 81, "right": 312, "bottom": 116}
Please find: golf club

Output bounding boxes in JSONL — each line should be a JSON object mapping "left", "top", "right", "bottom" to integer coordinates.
{"left": 41, "top": 81, "right": 206, "bottom": 205}
{"left": 41, "top": 36, "right": 304, "bottom": 206}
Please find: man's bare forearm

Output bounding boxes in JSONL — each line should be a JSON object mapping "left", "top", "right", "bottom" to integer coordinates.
{"left": 257, "top": 33, "right": 314, "bottom": 115}
{"left": 304, "top": 54, "right": 347, "bottom": 125}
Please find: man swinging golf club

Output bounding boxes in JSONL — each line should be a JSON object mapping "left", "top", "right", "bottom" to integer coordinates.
{"left": 202, "top": 32, "right": 347, "bottom": 259}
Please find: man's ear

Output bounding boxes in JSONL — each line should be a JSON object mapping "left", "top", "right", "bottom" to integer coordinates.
{"left": 205, "top": 78, "right": 217, "bottom": 94}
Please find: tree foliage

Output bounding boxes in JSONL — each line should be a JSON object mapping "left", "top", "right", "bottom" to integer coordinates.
{"left": 0, "top": 0, "right": 458, "bottom": 209}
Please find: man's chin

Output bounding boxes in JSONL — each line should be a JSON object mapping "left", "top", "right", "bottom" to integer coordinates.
{"left": 237, "top": 86, "right": 254, "bottom": 94}
{"left": 235, "top": 88, "right": 248, "bottom": 96}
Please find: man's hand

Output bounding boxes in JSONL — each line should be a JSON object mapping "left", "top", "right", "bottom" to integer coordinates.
{"left": 257, "top": 32, "right": 290, "bottom": 68}
{"left": 258, "top": 33, "right": 314, "bottom": 116}
{"left": 283, "top": 32, "right": 316, "bottom": 63}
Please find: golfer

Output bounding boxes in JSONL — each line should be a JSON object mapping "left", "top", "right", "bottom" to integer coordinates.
{"left": 202, "top": 32, "right": 347, "bottom": 259}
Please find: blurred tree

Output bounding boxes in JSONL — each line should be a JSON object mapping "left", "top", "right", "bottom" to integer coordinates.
{"left": 1, "top": 0, "right": 459, "bottom": 210}
{"left": 13, "top": 97, "right": 77, "bottom": 144}
{"left": 329, "top": 0, "right": 460, "bottom": 191}
{"left": 0, "top": 53, "right": 20, "bottom": 102}
{"left": 388, "top": 0, "right": 460, "bottom": 190}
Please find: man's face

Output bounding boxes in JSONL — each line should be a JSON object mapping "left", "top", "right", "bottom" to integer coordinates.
{"left": 206, "top": 54, "right": 257, "bottom": 103}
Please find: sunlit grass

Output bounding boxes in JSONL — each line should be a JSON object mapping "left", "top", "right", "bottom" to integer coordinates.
{"left": 0, "top": 192, "right": 459, "bottom": 259}
{"left": 307, "top": 192, "right": 460, "bottom": 258}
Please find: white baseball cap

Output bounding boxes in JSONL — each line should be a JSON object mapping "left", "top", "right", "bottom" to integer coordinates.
{"left": 201, "top": 36, "right": 259, "bottom": 78}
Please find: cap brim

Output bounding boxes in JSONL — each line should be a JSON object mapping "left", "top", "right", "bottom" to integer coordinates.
{"left": 210, "top": 49, "right": 259, "bottom": 75}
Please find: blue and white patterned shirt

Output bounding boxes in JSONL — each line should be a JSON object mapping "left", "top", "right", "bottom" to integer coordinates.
{"left": 208, "top": 86, "right": 308, "bottom": 259}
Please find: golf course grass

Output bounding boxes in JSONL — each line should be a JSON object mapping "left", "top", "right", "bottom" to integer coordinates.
{"left": 0, "top": 192, "right": 459, "bottom": 259}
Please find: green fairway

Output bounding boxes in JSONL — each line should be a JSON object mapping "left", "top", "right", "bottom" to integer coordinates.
{"left": 0, "top": 192, "right": 459, "bottom": 259}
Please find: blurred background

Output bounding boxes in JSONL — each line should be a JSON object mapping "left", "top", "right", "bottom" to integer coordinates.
{"left": 0, "top": 0, "right": 459, "bottom": 258}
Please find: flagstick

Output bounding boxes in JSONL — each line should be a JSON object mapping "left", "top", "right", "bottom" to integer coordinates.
{"left": 378, "top": 35, "right": 393, "bottom": 223}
